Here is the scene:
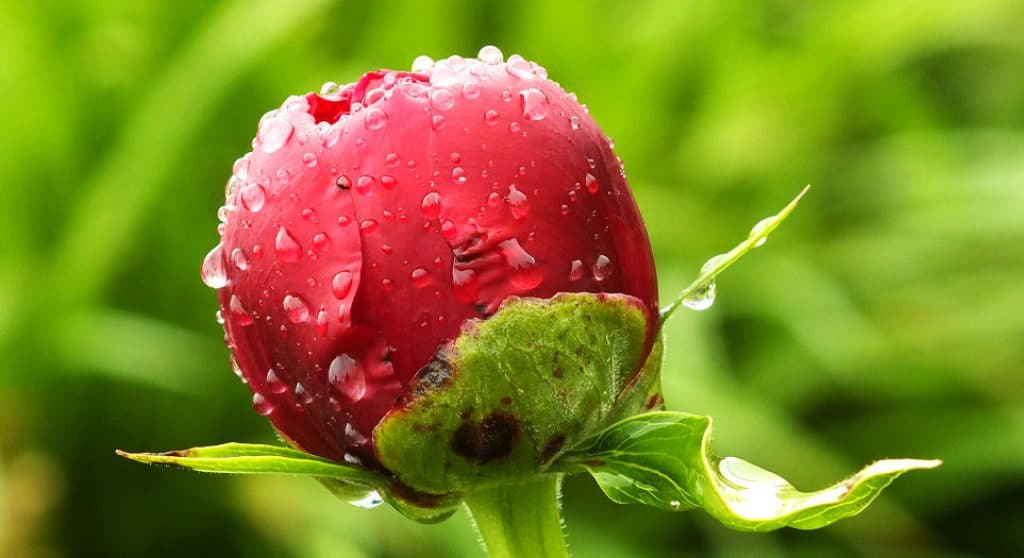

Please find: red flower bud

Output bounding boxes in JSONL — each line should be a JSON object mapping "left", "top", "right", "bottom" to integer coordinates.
{"left": 203, "top": 47, "right": 658, "bottom": 467}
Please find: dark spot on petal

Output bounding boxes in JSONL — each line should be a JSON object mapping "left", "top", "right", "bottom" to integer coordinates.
{"left": 452, "top": 412, "right": 520, "bottom": 465}
{"left": 540, "top": 433, "right": 566, "bottom": 464}
{"left": 336, "top": 175, "right": 352, "bottom": 189}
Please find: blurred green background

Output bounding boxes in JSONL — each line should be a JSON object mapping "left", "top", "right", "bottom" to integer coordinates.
{"left": 2, "top": 0, "right": 1022, "bottom": 556}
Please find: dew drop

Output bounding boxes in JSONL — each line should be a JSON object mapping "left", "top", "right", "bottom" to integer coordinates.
{"left": 452, "top": 167, "right": 467, "bottom": 184}
{"left": 585, "top": 173, "right": 599, "bottom": 194}
{"left": 316, "top": 307, "right": 330, "bottom": 336}
{"left": 201, "top": 244, "right": 228, "bottom": 289}
{"left": 283, "top": 294, "right": 310, "bottom": 323}
{"left": 431, "top": 89, "right": 455, "bottom": 111}
{"left": 230, "top": 248, "right": 249, "bottom": 271}
{"left": 380, "top": 175, "right": 397, "bottom": 189}
{"left": 359, "top": 219, "right": 379, "bottom": 234}
{"left": 520, "top": 88, "right": 550, "bottom": 120}
{"left": 440, "top": 220, "right": 457, "bottom": 240}
{"left": 384, "top": 153, "right": 400, "bottom": 168}
{"left": 332, "top": 271, "right": 354, "bottom": 299}
{"left": 569, "top": 259, "right": 585, "bottom": 281}
{"left": 336, "top": 175, "right": 352, "bottom": 190}
{"left": 252, "top": 393, "right": 275, "bottom": 416}
{"left": 593, "top": 254, "right": 612, "bottom": 281}
{"left": 258, "top": 117, "right": 293, "bottom": 154}
{"left": 682, "top": 281, "right": 717, "bottom": 311}
{"left": 303, "top": 152, "right": 318, "bottom": 167}
{"left": 484, "top": 109, "right": 499, "bottom": 124}
{"left": 294, "top": 382, "right": 314, "bottom": 405}
{"left": 266, "top": 369, "right": 287, "bottom": 394}
{"left": 421, "top": 192, "right": 442, "bottom": 219}
{"left": 411, "top": 55, "right": 434, "bottom": 73}
{"left": 506, "top": 54, "right": 536, "bottom": 79}
{"left": 329, "top": 354, "right": 367, "bottom": 401}
{"left": 349, "top": 490, "right": 384, "bottom": 509}
{"left": 240, "top": 184, "right": 266, "bottom": 212}
{"left": 431, "top": 114, "right": 445, "bottom": 131}
{"left": 312, "top": 233, "right": 330, "bottom": 251}
{"left": 355, "top": 175, "right": 374, "bottom": 195}
{"left": 364, "top": 107, "right": 387, "bottom": 130}
{"left": 452, "top": 268, "right": 479, "bottom": 303}
{"left": 274, "top": 227, "right": 302, "bottom": 262}
{"left": 229, "top": 294, "right": 253, "bottom": 326}
{"left": 749, "top": 217, "right": 775, "bottom": 247}
{"left": 570, "top": 115, "right": 580, "bottom": 130}
{"left": 506, "top": 184, "right": 529, "bottom": 221}
{"left": 410, "top": 267, "right": 430, "bottom": 287}
{"left": 499, "top": 238, "right": 542, "bottom": 291}
{"left": 478, "top": 45, "right": 504, "bottom": 64}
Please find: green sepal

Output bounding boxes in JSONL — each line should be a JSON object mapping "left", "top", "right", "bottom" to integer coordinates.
{"left": 554, "top": 411, "right": 941, "bottom": 531}
{"left": 373, "top": 293, "right": 659, "bottom": 494}
{"left": 117, "top": 443, "right": 460, "bottom": 523}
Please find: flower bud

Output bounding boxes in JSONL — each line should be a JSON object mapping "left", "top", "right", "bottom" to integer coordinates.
{"left": 206, "top": 47, "right": 659, "bottom": 493}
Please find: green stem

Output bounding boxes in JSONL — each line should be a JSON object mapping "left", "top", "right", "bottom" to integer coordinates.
{"left": 463, "top": 475, "right": 570, "bottom": 558}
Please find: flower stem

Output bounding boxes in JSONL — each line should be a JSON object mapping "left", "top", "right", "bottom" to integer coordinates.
{"left": 463, "top": 475, "right": 569, "bottom": 558}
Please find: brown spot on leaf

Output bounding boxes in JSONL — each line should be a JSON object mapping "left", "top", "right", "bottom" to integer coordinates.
{"left": 452, "top": 412, "right": 520, "bottom": 465}
{"left": 645, "top": 393, "right": 664, "bottom": 410}
{"left": 500, "top": 396, "right": 513, "bottom": 406}
{"left": 553, "top": 366, "right": 564, "bottom": 378}
{"left": 540, "top": 433, "right": 566, "bottom": 463}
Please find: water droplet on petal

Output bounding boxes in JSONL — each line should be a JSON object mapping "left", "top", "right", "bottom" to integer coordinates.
{"left": 499, "top": 238, "right": 542, "bottom": 292}
{"left": 329, "top": 354, "right": 366, "bottom": 401}
{"left": 258, "top": 117, "right": 293, "bottom": 154}
{"left": 355, "top": 175, "right": 374, "bottom": 195}
{"left": 506, "top": 54, "right": 536, "bottom": 79}
{"left": 240, "top": 184, "right": 266, "bottom": 212}
{"left": 332, "top": 271, "right": 354, "bottom": 299}
{"left": 452, "top": 167, "right": 467, "bottom": 184}
{"left": 520, "top": 88, "right": 550, "bottom": 120}
{"left": 385, "top": 153, "right": 400, "bottom": 167}
{"left": 274, "top": 227, "right": 302, "bottom": 262}
{"left": 380, "top": 175, "right": 397, "bottom": 189}
{"left": 336, "top": 175, "right": 352, "bottom": 190}
{"left": 585, "top": 173, "right": 599, "bottom": 194}
{"left": 484, "top": 109, "right": 499, "bottom": 124}
{"left": 421, "top": 192, "right": 442, "bottom": 219}
{"left": 303, "top": 152, "right": 318, "bottom": 167}
{"left": 312, "top": 233, "right": 330, "bottom": 251}
{"left": 506, "top": 184, "right": 529, "bottom": 221}
{"left": 230, "top": 248, "right": 249, "bottom": 271}
{"left": 593, "top": 254, "right": 612, "bottom": 281}
{"left": 294, "top": 382, "right": 314, "bottom": 405}
{"left": 229, "top": 294, "right": 253, "bottom": 326}
{"left": 431, "top": 114, "right": 445, "bottom": 131}
{"left": 430, "top": 88, "right": 455, "bottom": 111}
{"left": 252, "top": 393, "right": 275, "bottom": 415}
{"left": 201, "top": 244, "right": 228, "bottom": 289}
{"left": 283, "top": 294, "right": 310, "bottom": 323}
{"left": 266, "top": 369, "right": 286, "bottom": 394}
{"left": 364, "top": 107, "right": 387, "bottom": 131}
{"left": 360, "top": 219, "right": 379, "bottom": 234}
{"left": 570, "top": 115, "right": 580, "bottom": 130}
{"left": 569, "top": 259, "right": 585, "bottom": 281}
{"left": 452, "top": 268, "right": 479, "bottom": 303}
{"left": 478, "top": 45, "right": 504, "bottom": 64}
{"left": 411, "top": 55, "right": 434, "bottom": 73}
{"left": 411, "top": 267, "right": 431, "bottom": 287}
{"left": 682, "top": 281, "right": 717, "bottom": 311}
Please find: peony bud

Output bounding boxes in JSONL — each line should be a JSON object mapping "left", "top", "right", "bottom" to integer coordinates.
{"left": 205, "top": 47, "right": 660, "bottom": 492}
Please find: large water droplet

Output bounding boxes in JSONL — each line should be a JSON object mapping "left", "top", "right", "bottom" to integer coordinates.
{"left": 410, "top": 267, "right": 431, "bottom": 287}
{"left": 355, "top": 175, "right": 374, "bottom": 196}
{"left": 229, "top": 294, "right": 253, "bottom": 326}
{"left": 506, "top": 54, "right": 536, "bottom": 79}
{"left": 252, "top": 393, "right": 275, "bottom": 416}
{"left": 499, "top": 238, "right": 542, "bottom": 292}
{"left": 478, "top": 45, "right": 504, "bottom": 64}
{"left": 585, "top": 173, "right": 599, "bottom": 194}
{"left": 506, "top": 184, "right": 529, "bottom": 221}
{"left": 294, "top": 382, "right": 314, "bottom": 405}
{"left": 312, "top": 233, "right": 330, "bottom": 251}
{"left": 329, "top": 354, "right": 367, "bottom": 401}
{"left": 452, "top": 268, "right": 479, "bottom": 303}
{"left": 430, "top": 88, "right": 455, "bottom": 111}
{"left": 274, "top": 227, "right": 302, "bottom": 262}
{"left": 283, "top": 294, "right": 310, "bottom": 323}
{"left": 364, "top": 107, "right": 387, "bottom": 131}
{"left": 240, "top": 184, "right": 266, "bottom": 213}
{"left": 570, "top": 259, "right": 585, "bottom": 281}
{"left": 266, "top": 369, "right": 286, "bottom": 394}
{"left": 682, "top": 281, "right": 717, "bottom": 311}
{"left": 332, "top": 271, "right": 354, "bottom": 299}
{"left": 349, "top": 490, "right": 384, "bottom": 509}
{"left": 749, "top": 217, "right": 774, "bottom": 247}
{"left": 411, "top": 55, "right": 434, "bottom": 73}
{"left": 258, "top": 117, "right": 293, "bottom": 154}
{"left": 421, "top": 192, "right": 442, "bottom": 219}
{"left": 593, "top": 254, "right": 612, "bottom": 281}
{"left": 230, "top": 248, "right": 250, "bottom": 271}
{"left": 201, "top": 244, "right": 228, "bottom": 289}
{"left": 520, "top": 88, "right": 550, "bottom": 120}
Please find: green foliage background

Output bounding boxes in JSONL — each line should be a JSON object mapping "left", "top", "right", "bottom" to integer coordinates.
{"left": 1, "top": 1, "right": 1022, "bottom": 556}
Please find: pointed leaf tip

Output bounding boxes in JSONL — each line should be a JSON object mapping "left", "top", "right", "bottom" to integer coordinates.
{"left": 556, "top": 411, "right": 940, "bottom": 531}
{"left": 661, "top": 185, "right": 811, "bottom": 321}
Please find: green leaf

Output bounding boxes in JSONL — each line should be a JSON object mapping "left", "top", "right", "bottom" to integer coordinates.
{"left": 374, "top": 293, "right": 657, "bottom": 495}
{"left": 118, "top": 443, "right": 463, "bottom": 523}
{"left": 556, "top": 411, "right": 940, "bottom": 531}
{"left": 116, "top": 443, "right": 384, "bottom": 486}
{"left": 661, "top": 186, "right": 810, "bottom": 320}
